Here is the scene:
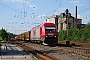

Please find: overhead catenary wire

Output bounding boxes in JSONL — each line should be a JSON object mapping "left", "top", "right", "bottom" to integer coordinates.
{"left": 0, "top": 2, "right": 25, "bottom": 14}
{"left": 0, "top": 1, "right": 35, "bottom": 20}
{"left": 26, "top": 0, "right": 33, "bottom": 11}
{"left": 0, "top": 0, "right": 70, "bottom": 19}
{"left": 46, "top": 0, "right": 70, "bottom": 15}
{"left": 0, "top": 2, "right": 34, "bottom": 16}
{"left": 78, "top": 6, "right": 90, "bottom": 19}
{"left": 78, "top": 7, "right": 90, "bottom": 14}
{"left": 0, "top": 0, "right": 69, "bottom": 19}
{"left": 28, "top": 0, "right": 69, "bottom": 19}
{"left": 0, "top": 0, "right": 89, "bottom": 19}
{"left": 28, "top": 0, "right": 63, "bottom": 19}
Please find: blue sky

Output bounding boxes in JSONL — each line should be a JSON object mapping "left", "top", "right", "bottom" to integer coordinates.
{"left": 0, "top": 0, "right": 90, "bottom": 34}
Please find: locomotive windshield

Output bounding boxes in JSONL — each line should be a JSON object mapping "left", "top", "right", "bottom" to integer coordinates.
{"left": 45, "top": 27, "right": 56, "bottom": 31}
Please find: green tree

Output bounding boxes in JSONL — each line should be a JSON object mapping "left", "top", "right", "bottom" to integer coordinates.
{"left": 86, "top": 23, "right": 90, "bottom": 42}
{"left": 58, "top": 22, "right": 90, "bottom": 42}
{"left": 0, "top": 28, "right": 9, "bottom": 41}
{"left": 68, "top": 28, "right": 76, "bottom": 41}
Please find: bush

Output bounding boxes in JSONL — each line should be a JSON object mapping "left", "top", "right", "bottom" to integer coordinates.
{"left": 58, "top": 30, "right": 66, "bottom": 41}
{"left": 58, "top": 22, "right": 90, "bottom": 42}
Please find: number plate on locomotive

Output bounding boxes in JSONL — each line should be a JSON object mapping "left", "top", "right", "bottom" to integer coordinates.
{"left": 48, "top": 33, "right": 53, "bottom": 35}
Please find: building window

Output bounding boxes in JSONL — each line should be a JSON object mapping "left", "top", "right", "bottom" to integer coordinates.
{"left": 61, "top": 23, "right": 63, "bottom": 30}
{"left": 68, "top": 23, "right": 71, "bottom": 29}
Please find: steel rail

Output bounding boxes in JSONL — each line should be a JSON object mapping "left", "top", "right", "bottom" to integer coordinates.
{"left": 15, "top": 42, "right": 60, "bottom": 60}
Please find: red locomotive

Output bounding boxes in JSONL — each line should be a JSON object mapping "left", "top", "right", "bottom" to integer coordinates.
{"left": 15, "top": 23, "right": 58, "bottom": 45}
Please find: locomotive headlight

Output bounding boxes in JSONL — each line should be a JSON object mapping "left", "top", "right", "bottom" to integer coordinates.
{"left": 54, "top": 36, "right": 56, "bottom": 37}
{"left": 46, "top": 36, "right": 48, "bottom": 37}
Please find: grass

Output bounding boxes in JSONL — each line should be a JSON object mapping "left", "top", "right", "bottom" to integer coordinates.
{"left": 0, "top": 40, "right": 7, "bottom": 42}
{"left": 30, "top": 53, "right": 43, "bottom": 60}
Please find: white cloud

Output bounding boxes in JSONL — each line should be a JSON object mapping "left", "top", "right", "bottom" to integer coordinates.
{"left": 2, "top": 0, "right": 37, "bottom": 9}
{"left": 77, "top": 15, "right": 82, "bottom": 19}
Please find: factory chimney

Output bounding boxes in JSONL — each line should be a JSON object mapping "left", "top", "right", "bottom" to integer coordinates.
{"left": 74, "top": 6, "right": 78, "bottom": 28}
{"left": 75, "top": 6, "right": 77, "bottom": 19}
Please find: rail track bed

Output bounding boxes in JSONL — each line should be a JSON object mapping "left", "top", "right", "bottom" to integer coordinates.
{"left": 12, "top": 41, "right": 60, "bottom": 60}
{"left": 9, "top": 40, "right": 90, "bottom": 60}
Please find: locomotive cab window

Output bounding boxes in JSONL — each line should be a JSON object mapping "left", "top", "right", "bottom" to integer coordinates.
{"left": 45, "top": 27, "right": 56, "bottom": 31}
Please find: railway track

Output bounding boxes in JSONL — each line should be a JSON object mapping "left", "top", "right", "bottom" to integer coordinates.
{"left": 13, "top": 42, "right": 60, "bottom": 60}
{"left": 58, "top": 47, "right": 90, "bottom": 59}
{"left": 9, "top": 40, "right": 90, "bottom": 60}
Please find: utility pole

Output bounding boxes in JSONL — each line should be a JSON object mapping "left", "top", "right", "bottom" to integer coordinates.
{"left": 65, "top": 9, "right": 70, "bottom": 45}
{"left": 75, "top": 6, "right": 77, "bottom": 28}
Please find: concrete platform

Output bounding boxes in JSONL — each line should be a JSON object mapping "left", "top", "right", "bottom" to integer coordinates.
{"left": 0, "top": 42, "right": 33, "bottom": 60}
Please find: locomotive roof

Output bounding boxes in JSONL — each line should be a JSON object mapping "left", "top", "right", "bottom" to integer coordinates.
{"left": 31, "top": 23, "right": 56, "bottom": 30}
{"left": 16, "top": 23, "right": 56, "bottom": 36}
